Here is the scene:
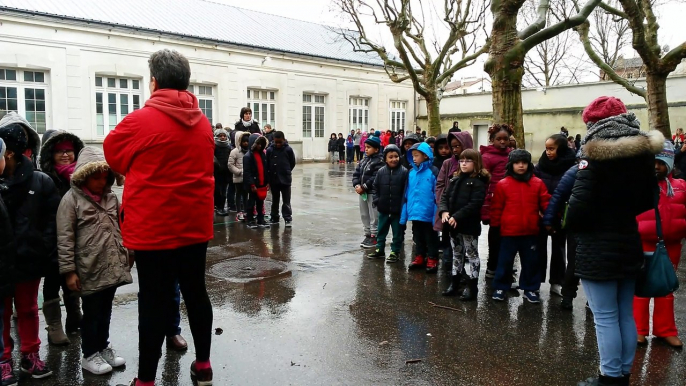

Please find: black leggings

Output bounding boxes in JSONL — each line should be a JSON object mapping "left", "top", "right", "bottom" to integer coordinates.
{"left": 43, "top": 265, "right": 72, "bottom": 302}
{"left": 234, "top": 182, "right": 247, "bottom": 212}
{"left": 135, "top": 242, "right": 213, "bottom": 382}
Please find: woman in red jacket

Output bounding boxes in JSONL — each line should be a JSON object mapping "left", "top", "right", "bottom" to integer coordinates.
{"left": 481, "top": 124, "right": 514, "bottom": 280}
{"left": 490, "top": 149, "right": 550, "bottom": 303}
{"left": 634, "top": 140, "right": 686, "bottom": 348}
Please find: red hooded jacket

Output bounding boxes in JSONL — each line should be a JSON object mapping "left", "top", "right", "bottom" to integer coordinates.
{"left": 490, "top": 175, "right": 550, "bottom": 236}
{"left": 636, "top": 177, "right": 686, "bottom": 260}
{"left": 103, "top": 89, "right": 214, "bottom": 250}
{"left": 480, "top": 145, "right": 511, "bottom": 222}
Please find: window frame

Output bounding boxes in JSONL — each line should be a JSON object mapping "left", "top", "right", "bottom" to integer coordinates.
{"left": 389, "top": 100, "right": 407, "bottom": 133}
{"left": 188, "top": 84, "right": 215, "bottom": 124}
{"left": 94, "top": 75, "right": 142, "bottom": 137}
{"left": 0, "top": 68, "right": 49, "bottom": 134}
{"left": 302, "top": 93, "right": 326, "bottom": 138}
{"left": 247, "top": 89, "right": 276, "bottom": 128}
{"left": 348, "top": 97, "right": 370, "bottom": 132}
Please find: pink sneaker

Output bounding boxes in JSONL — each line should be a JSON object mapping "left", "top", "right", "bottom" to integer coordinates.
{"left": 20, "top": 352, "right": 52, "bottom": 379}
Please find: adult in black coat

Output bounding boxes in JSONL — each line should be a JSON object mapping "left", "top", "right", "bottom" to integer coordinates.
{"left": 213, "top": 129, "right": 232, "bottom": 216}
{"left": 449, "top": 121, "right": 461, "bottom": 133}
{"left": 235, "top": 107, "right": 262, "bottom": 136}
{"left": 243, "top": 134, "right": 269, "bottom": 225}
{"left": 0, "top": 140, "right": 15, "bottom": 301}
{"left": 566, "top": 97, "right": 662, "bottom": 386}
{"left": 266, "top": 132, "right": 296, "bottom": 223}
{"left": 337, "top": 134, "right": 346, "bottom": 163}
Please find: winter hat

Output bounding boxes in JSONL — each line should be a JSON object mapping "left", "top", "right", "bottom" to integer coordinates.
{"left": 0, "top": 138, "right": 5, "bottom": 158}
{"left": 374, "top": 130, "right": 381, "bottom": 138}
{"left": 54, "top": 140, "right": 75, "bottom": 152}
{"left": 425, "top": 137, "right": 436, "bottom": 146}
{"left": 0, "top": 123, "right": 28, "bottom": 154}
{"left": 657, "top": 140, "right": 675, "bottom": 196}
{"left": 383, "top": 144, "right": 401, "bottom": 160}
{"left": 214, "top": 128, "right": 229, "bottom": 138}
{"left": 365, "top": 135, "right": 381, "bottom": 149}
{"left": 582, "top": 96, "right": 628, "bottom": 124}
{"left": 508, "top": 149, "right": 532, "bottom": 164}
{"left": 506, "top": 149, "right": 533, "bottom": 181}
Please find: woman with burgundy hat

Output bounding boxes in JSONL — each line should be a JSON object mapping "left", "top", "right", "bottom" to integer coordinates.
{"left": 566, "top": 96, "right": 663, "bottom": 386}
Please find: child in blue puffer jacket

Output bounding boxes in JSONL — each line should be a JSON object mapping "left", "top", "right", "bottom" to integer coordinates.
{"left": 401, "top": 142, "right": 440, "bottom": 273}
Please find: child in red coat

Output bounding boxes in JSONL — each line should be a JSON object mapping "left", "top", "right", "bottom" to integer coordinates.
{"left": 490, "top": 149, "right": 550, "bottom": 303}
{"left": 634, "top": 140, "right": 686, "bottom": 348}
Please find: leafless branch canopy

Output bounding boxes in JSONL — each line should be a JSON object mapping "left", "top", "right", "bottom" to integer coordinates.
{"left": 332, "top": 0, "right": 490, "bottom": 98}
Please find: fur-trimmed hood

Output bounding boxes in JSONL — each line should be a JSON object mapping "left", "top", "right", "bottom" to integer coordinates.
{"left": 70, "top": 147, "right": 114, "bottom": 188}
{"left": 39, "top": 130, "right": 85, "bottom": 175}
{"left": 583, "top": 130, "right": 665, "bottom": 161}
{"left": 248, "top": 133, "right": 267, "bottom": 152}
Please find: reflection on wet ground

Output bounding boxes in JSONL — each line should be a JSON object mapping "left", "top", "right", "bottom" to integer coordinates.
{"left": 14, "top": 162, "right": 686, "bottom": 385}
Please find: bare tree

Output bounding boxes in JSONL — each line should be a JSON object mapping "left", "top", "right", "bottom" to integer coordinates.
{"left": 588, "top": 3, "right": 631, "bottom": 79}
{"left": 486, "top": 0, "right": 602, "bottom": 147}
{"left": 575, "top": 0, "right": 686, "bottom": 137}
{"left": 332, "top": 0, "right": 489, "bottom": 136}
{"left": 522, "top": 0, "right": 591, "bottom": 87}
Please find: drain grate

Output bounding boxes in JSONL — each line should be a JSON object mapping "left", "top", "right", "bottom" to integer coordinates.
{"left": 208, "top": 255, "right": 289, "bottom": 283}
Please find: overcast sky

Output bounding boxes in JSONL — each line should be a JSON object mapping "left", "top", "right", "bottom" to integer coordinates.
{"left": 214, "top": 0, "right": 684, "bottom": 81}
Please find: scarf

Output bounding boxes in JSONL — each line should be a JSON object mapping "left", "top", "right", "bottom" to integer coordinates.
{"left": 579, "top": 113, "right": 643, "bottom": 158}
{"left": 537, "top": 149, "right": 576, "bottom": 176}
{"left": 254, "top": 151, "right": 265, "bottom": 186}
{"left": 215, "top": 138, "right": 230, "bottom": 148}
{"left": 81, "top": 186, "right": 102, "bottom": 203}
{"left": 55, "top": 162, "right": 76, "bottom": 182}
{"left": 242, "top": 119, "right": 252, "bottom": 128}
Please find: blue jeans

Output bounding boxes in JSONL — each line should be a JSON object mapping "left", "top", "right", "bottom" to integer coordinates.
{"left": 493, "top": 236, "right": 540, "bottom": 291}
{"left": 169, "top": 283, "right": 182, "bottom": 337}
{"left": 582, "top": 278, "right": 637, "bottom": 377}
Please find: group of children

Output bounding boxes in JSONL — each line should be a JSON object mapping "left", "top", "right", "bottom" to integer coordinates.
{"left": 0, "top": 112, "right": 132, "bottom": 385}
{"left": 353, "top": 125, "right": 571, "bottom": 304}
{"left": 213, "top": 108, "right": 296, "bottom": 228}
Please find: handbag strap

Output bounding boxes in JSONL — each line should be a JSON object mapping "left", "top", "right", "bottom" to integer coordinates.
{"left": 654, "top": 183, "right": 664, "bottom": 241}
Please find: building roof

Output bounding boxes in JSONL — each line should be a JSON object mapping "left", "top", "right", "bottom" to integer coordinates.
{"left": 614, "top": 57, "right": 644, "bottom": 69}
{"left": 0, "top": 0, "right": 384, "bottom": 66}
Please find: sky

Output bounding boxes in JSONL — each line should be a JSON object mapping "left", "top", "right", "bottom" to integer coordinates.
{"left": 213, "top": 0, "right": 685, "bottom": 81}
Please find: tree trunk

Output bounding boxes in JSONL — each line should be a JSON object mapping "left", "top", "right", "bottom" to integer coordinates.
{"left": 645, "top": 72, "right": 671, "bottom": 138}
{"left": 486, "top": 8, "right": 526, "bottom": 148}
{"left": 425, "top": 93, "right": 442, "bottom": 137}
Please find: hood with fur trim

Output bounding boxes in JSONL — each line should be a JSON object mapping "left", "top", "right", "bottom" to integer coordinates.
{"left": 248, "top": 133, "right": 267, "bottom": 152}
{"left": 583, "top": 130, "right": 665, "bottom": 161}
{"left": 39, "top": 130, "right": 86, "bottom": 175}
{"left": 70, "top": 147, "right": 114, "bottom": 188}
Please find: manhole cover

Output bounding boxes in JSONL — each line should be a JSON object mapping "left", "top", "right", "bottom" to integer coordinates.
{"left": 208, "top": 255, "right": 289, "bottom": 283}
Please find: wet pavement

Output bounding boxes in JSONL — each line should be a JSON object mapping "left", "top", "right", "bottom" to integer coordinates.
{"left": 12, "top": 162, "right": 686, "bottom": 385}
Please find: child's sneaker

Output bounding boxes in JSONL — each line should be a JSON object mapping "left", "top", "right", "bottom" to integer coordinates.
{"left": 408, "top": 255, "right": 425, "bottom": 270}
{"left": 425, "top": 257, "right": 439, "bottom": 273}
{"left": 360, "top": 235, "right": 371, "bottom": 248}
{"left": 100, "top": 346, "right": 126, "bottom": 368}
{"left": 523, "top": 291, "right": 541, "bottom": 304}
{"left": 492, "top": 290, "right": 506, "bottom": 301}
{"left": 269, "top": 218, "right": 280, "bottom": 226}
{"left": 190, "top": 360, "right": 213, "bottom": 386}
{"left": 285, "top": 220, "right": 292, "bottom": 227}
{"left": 386, "top": 252, "right": 399, "bottom": 264}
{"left": 247, "top": 221, "right": 260, "bottom": 229}
{"left": 367, "top": 249, "right": 385, "bottom": 259}
{"left": 360, "top": 236, "right": 376, "bottom": 249}
{"left": 1, "top": 361, "right": 17, "bottom": 386}
{"left": 20, "top": 352, "right": 52, "bottom": 379}
{"left": 82, "top": 353, "right": 112, "bottom": 375}
{"left": 236, "top": 212, "right": 245, "bottom": 222}
{"left": 257, "top": 220, "right": 270, "bottom": 228}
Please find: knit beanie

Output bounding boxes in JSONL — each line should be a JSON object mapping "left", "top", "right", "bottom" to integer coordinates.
{"left": 374, "top": 130, "right": 381, "bottom": 138}
{"left": 214, "top": 128, "right": 229, "bottom": 138}
{"left": 508, "top": 149, "right": 532, "bottom": 164}
{"left": 383, "top": 144, "right": 401, "bottom": 160}
{"left": 657, "top": 140, "right": 675, "bottom": 196}
{"left": 0, "top": 123, "right": 28, "bottom": 154}
{"left": 582, "top": 96, "right": 628, "bottom": 124}
{"left": 54, "top": 140, "right": 75, "bottom": 152}
{"left": 365, "top": 135, "right": 381, "bottom": 149}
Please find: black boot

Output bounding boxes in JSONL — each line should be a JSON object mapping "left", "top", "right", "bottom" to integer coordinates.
{"left": 578, "top": 374, "right": 625, "bottom": 386}
{"left": 460, "top": 278, "right": 478, "bottom": 301}
{"left": 620, "top": 374, "right": 630, "bottom": 386}
{"left": 442, "top": 275, "right": 460, "bottom": 296}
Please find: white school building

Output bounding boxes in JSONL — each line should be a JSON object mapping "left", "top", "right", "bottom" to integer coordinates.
{"left": 0, "top": 0, "right": 415, "bottom": 160}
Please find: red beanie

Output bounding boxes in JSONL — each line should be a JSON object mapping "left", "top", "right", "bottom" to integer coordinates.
{"left": 582, "top": 96, "right": 627, "bottom": 124}
{"left": 54, "top": 140, "right": 74, "bottom": 152}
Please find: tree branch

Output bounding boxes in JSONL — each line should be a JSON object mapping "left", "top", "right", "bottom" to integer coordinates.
{"left": 661, "top": 42, "right": 686, "bottom": 72}
{"left": 521, "top": 0, "right": 602, "bottom": 53}
{"left": 576, "top": 21, "right": 646, "bottom": 97}
{"left": 598, "top": 1, "right": 628, "bottom": 18}
{"left": 436, "top": 41, "right": 491, "bottom": 84}
{"left": 519, "top": 0, "right": 551, "bottom": 39}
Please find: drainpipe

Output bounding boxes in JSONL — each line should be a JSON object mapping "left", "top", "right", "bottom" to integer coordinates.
{"left": 413, "top": 89, "right": 417, "bottom": 129}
